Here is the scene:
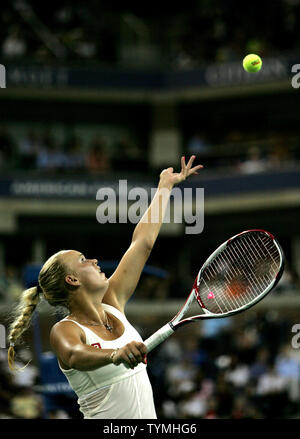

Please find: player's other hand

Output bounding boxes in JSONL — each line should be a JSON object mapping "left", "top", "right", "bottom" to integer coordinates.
{"left": 112, "top": 341, "right": 147, "bottom": 369}
{"left": 159, "top": 156, "right": 203, "bottom": 187}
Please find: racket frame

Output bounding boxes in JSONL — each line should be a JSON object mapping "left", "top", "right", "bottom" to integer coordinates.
{"left": 172, "top": 229, "right": 284, "bottom": 328}
{"left": 144, "top": 229, "right": 284, "bottom": 353}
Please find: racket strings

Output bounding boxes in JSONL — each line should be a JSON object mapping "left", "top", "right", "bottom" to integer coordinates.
{"left": 204, "top": 245, "right": 261, "bottom": 312}
{"left": 216, "top": 247, "right": 256, "bottom": 308}
{"left": 198, "top": 232, "right": 281, "bottom": 314}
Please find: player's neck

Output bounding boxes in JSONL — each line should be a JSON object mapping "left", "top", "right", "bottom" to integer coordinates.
{"left": 68, "top": 294, "right": 105, "bottom": 325}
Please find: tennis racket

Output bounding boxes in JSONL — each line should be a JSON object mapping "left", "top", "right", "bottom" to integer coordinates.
{"left": 144, "top": 229, "right": 284, "bottom": 353}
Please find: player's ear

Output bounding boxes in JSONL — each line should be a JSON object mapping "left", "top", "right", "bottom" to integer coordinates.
{"left": 65, "top": 275, "right": 80, "bottom": 287}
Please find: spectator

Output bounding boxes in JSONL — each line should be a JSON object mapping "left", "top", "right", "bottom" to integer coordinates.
{"left": 64, "top": 135, "right": 86, "bottom": 171}
{"left": 178, "top": 387, "right": 207, "bottom": 418}
{"left": 214, "top": 373, "right": 234, "bottom": 417}
{"left": 4, "top": 266, "right": 24, "bottom": 303}
{"left": 73, "top": 29, "right": 97, "bottom": 59}
{"left": 203, "top": 396, "right": 219, "bottom": 418}
{"left": 165, "top": 358, "right": 198, "bottom": 399}
{"left": 250, "top": 348, "right": 270, "bottom": 381}
{"left": 2, "top": 26, "right": 26, "bottom": 58}
{"left": 48, "top": 409, "right": 71, "bottom": 419}
{"left": 256, "top": 365, "right": 288, "bottom": 396}
{"left": 36, "top": 132, "right": 65, "bottom": 171}
{"left": 239, "top": 146, "right": 268, "bottom": 174}
{"left": 10, "top": 388, "right": 43, "bottom": 419}
{"left": 87, "top": 136, "right": 110, "bottom": 174}
{"left": 256, "top": 365, "right": 289, "bottom": 417}
{"left": 275, "top": 344, "right": 300, "bottom": 402}
{"left": 225, "top": 355, "right": 250, "bottom": 389}
{"left": 231, "top": 395, "right": 248, "bottom": 419}
{"left": 17, "top": 130, "right": 40, "bottom": 169}
{"left": 187, "top": 132, "right": 209, "bottom": 156}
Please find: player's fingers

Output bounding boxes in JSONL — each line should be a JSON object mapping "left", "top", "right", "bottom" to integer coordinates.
{"left": 123, "top": 345, "right": 141, "bottom": 366}
{"left": 122, "top": 353, "right": 136, "bottom": 369}
{"left": 181, "top": 156, "right": 186, "bottom": 171}
{"left": 126, "top": 342, "right": 147, "bottom": 365}
{"left": 114, "top": 347, "right": 134, "bottom": 368}
{"left": 180, "top": 157, "right": 185, "bottom": 176}
{"left": 186, "top": 155, "right": 196, "bottom": 170}
{"left": 134, "top": 342, "right": 148, "bottom": 356}
{"left": 127, "top": 346, "right": 143, "bottom": 364}
{"left": 119, "top": 348, "right": 137, "bottom": 368}
{"left": 188, "top": 164, "right": 203, "bottom": 175}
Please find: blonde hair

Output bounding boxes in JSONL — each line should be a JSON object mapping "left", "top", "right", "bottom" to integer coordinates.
{"left": 8, "top": 250, "right": 77, "bottom": 372}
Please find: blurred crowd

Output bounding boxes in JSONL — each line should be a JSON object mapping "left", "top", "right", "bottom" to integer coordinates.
{"left": 1, "top": 1, "right": 300, "bottom": 67}
{"left": 0, "top": 126, "right": 146, "bottom": 175}
{"left": 0, "top": 265, "right": 24, "bottom": 305}
{"left": 186, "top": 131, "right": 300, "bottom": 174}
{"left": 0, "top": 125, "right": 299, "bottom": 176}
{"left": 0, "top": 345, "right": 78, "bottom": 419}
{"left": 0, "top": 347, "right": 43, "bottom": 419}
{"left": 149, "top": 311, "right": 300, "bottom": 419}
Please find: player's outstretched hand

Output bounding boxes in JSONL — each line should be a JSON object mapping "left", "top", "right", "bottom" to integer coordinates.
{"left": 112, "top": 341, "right": 147, "bottom": 369}
{"left": 159, "top": 155, "right": 203, "bottom": 187}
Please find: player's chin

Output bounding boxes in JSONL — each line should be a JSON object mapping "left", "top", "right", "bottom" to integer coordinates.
{"left": 100, "top": 272, "right": 108, "bottom": 283}
{"left": 102, "top": 274, "right": 109, "bottom": 285}
{"left": 91, "top": 273, "right": 108, "bottom": 288}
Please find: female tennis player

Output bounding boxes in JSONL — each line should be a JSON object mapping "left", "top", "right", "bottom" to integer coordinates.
{"left": 7, "top": 156, "right": 203, "bottom": 419}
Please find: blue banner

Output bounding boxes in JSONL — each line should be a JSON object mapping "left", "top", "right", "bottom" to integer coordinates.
{"left": 0, "top": 168, "right": 299, "bottom": 199}
{"left": 4, "top": 54, "right": 297, "bottom": 91}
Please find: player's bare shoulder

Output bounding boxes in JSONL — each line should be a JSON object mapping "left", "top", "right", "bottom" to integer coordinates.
{"left": 50, "top": 319, "right": 86, "bottom": 350}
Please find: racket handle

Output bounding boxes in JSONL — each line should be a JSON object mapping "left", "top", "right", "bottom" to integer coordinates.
{"left": 144, "top": 323, "right": 174, "bottom": 353}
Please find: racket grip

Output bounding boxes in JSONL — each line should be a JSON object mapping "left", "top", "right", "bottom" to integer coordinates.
{"left": 144, "top": 323, "right": 174, "bottom": 354}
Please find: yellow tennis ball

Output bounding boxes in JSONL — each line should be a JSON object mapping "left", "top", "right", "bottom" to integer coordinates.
{"left": 242, "top": 54, "right": 262, "bottom": 73}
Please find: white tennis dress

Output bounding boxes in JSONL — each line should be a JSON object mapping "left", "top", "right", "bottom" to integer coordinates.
{"left": 58, "top": 303, "right": 157, "bottom": 419}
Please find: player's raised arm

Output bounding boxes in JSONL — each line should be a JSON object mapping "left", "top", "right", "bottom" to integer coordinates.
{"left": 105, "top": 156, "right": 203, "bottom": 310}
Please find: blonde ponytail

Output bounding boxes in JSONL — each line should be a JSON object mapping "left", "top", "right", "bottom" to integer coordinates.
{"left": 7, "top": 249, "right": 77, "bottom": 372}
{"left": 8, "top": 286, "right": 41, "bottom": 372}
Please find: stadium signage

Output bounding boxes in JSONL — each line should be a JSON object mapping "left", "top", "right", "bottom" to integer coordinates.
{"left": 5, "top": 55, "right": 296, "bottom": 91}
{"left": 1, "top": 169, "right": 299, "bottom": 199}
{"left": 205, "top": 58, "right": 288, "bottom": 87}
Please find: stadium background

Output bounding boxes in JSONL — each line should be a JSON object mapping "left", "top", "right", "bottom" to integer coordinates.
{"left": 0, "top": 0, "right": 300, "bottom": 419}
